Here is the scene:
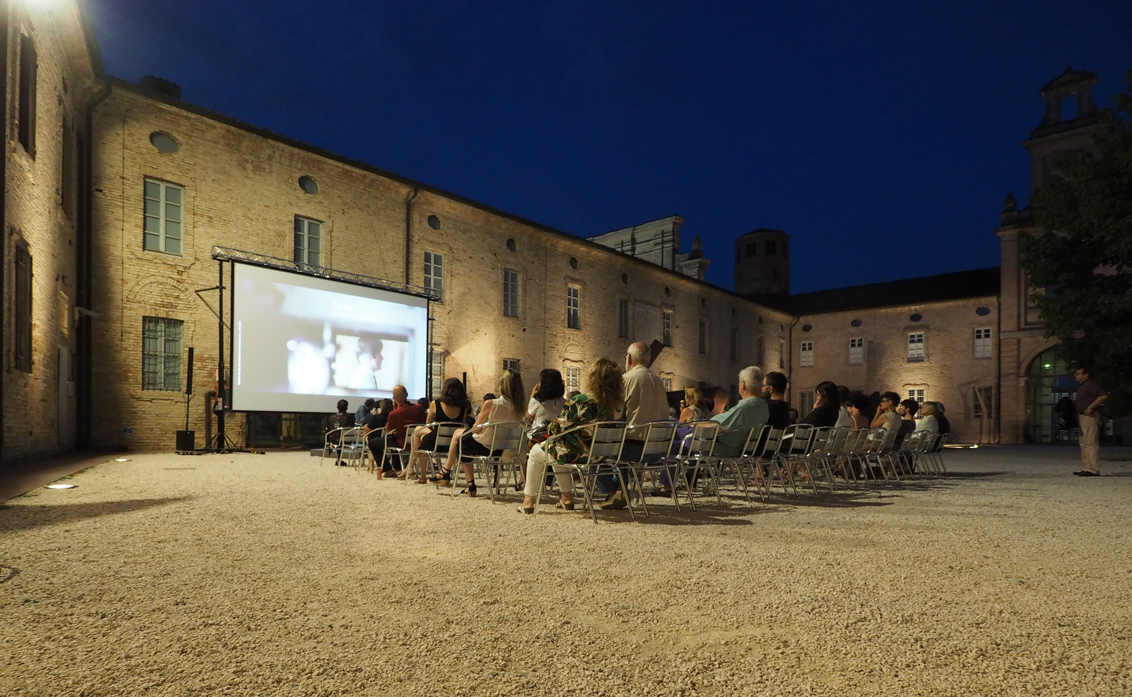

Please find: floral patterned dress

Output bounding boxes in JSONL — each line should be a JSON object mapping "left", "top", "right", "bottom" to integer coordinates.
{"left": 545, "top": 394, "right": 616, "bottom": 464}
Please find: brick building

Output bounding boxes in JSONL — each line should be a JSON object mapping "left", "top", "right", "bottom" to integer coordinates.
{"left": 1, "top": 1, "right": 1125, "bottom": 463}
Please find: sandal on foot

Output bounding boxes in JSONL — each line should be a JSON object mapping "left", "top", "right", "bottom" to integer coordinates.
{"left": 428, "top": 469, "right": 452, "bottom": 484}
{"left": 555, "top": 499, "right": 575, "bottom": 511}
{"left": 460, "top": 484, "right": 477, "bottom": 498}
{"left": 517, "top": 505, "right": 534, "bottom": 515}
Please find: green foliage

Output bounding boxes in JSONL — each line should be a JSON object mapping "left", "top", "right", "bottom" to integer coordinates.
{"left": 1021, "top": 69, "right": 1132, "bottom": 414}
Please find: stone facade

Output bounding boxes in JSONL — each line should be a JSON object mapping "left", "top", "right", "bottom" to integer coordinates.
{"left": 1, "top": 0, "right": 98, "bottom": 464}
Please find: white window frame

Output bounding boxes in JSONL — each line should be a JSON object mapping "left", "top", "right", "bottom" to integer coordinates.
{"left": 973, "top": 385, "right": 994, "bottom": 418}
{"left": 567, "top": 285, "right": 581, "bottom": 329}
{"left": 144, "top": 178, "right": 184, "bottom": 255}
{"left": 617, "top": 298, "right": 630, "bottom": 338}
{"left": 565, "top": 366, "right": 580, "bottom": 394}
{"left": 907, "top": 388, "right": 925, "bottom": 404}
{"left": 799, "top": 390, "right": 814, "bottom": 416}
{"left": 800, "top": 341, "right": 814, "bottom": 368}
{"left": 662, "top": 310, "right": 673, "bottom": 347}
{"left": 142, "top": 317, "right": 183, "bottom": 391}
{"left": 503, "top": 270, "right": 521, "bottom": 318}
{"left": 661, "top": 377, "right": 672, "bottom": 392}
{"left": 429, "top": 351, "right": 445, "bottom": 398}
{"left": 424, "top": 251, "right": 445, "bottom": 303}
{"left": 974, "top": 327, "right": 992, "bottom": 359}
{"left": 849, "top": 337, "right": 864, "bottom": 365}
{"left": 907, "top": 332, "right": 925, "bottom": 362}
{"left": 294, "top": 215, "right": 321, "bottom": 268}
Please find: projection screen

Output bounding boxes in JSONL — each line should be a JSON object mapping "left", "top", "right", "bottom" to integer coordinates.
{"left": 230, "top": 262, "right": 429, "bottom": 413}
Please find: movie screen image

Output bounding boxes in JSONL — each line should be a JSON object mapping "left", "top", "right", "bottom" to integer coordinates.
{"left": 230, "top": 263, "right": 428, "bottom": 413}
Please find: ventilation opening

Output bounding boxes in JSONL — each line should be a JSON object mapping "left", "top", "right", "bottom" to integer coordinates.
{"left": 1060, "top": 95, "right": 1079, "bottom": 122}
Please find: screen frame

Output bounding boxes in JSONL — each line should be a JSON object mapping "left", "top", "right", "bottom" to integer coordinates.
{"left": 226, "top": 258, "right": 433, "bottom": 414}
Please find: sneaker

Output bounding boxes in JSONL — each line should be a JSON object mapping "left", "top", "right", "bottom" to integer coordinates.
{"left": 599, "top": 490, "right": 627, "bottom": 510}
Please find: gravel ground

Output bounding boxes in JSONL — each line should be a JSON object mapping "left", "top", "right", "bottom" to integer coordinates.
{"left": 1, "top": 446, "right": 1130, "bottom": 696}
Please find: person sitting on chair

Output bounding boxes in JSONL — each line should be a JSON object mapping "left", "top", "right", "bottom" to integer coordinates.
{"left": 404, "top": 378, "right": 472, "bottom": 483}
{"left": 326, "top": 399, "right": 355, "bottom": 443}
{"left": 431, "top": 370, "right": 525, "bottom": 498}
{"left": 381, "top": 386, "right": 427, "bottom": 477}
{"left": 710, "top": 366, "right": 770, "bottom": 457}
{"left": 362, "top": 398, "right": 393, "bottom": 471}
{"left": 518, "top": 357, "right": 624, "bottom": 514}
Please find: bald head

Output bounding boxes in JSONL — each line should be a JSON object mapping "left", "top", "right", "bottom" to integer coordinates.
{"left": 392, "top": 385, "right": 408, "bottom": 404}
{"left": 626, "top": 342, "right": 650, "bottom": 370}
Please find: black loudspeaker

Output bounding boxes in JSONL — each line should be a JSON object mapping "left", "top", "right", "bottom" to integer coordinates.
{"left": 176, "top": 430, "right": 196, "bottom": 451}
{"left": 186, "top": 347, "right": 194, "bottom": 395}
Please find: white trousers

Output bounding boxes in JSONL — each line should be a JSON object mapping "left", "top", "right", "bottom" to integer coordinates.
{"left": 523, "top": 443, "right": 575, "bottom": 499}
{"left": 1079, "top": 414, "right": 1100, "bottom": 474}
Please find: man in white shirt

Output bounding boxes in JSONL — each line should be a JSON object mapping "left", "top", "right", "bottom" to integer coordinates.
{"left": 600, "top": 342, "right": 670, "bottom": 509}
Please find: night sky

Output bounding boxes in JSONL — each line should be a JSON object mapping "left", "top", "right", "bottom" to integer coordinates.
{"left": 89, "top": 0, "right": 1131, "bottom": 294}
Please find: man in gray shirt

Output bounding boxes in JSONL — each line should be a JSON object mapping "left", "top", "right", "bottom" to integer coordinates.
{"left": 599, "top": 342, "right": 669, "bottom": 509}
{"left": 1072, "top": 366, "right": 1109, "bottom": 477}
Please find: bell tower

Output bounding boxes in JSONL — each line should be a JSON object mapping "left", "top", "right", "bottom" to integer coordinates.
{"left": 1024, "top": 67, "right": 1103, "bottom": 189}
{"left": 734, "top": 229, "right": 790, "bottom": 296}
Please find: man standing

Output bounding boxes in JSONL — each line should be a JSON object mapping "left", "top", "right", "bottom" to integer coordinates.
{"left": 600, "top": 342, "right": 669, "bottom": 509}
{"left": 1072, "top": 367, "right": 1109, "bottom": 477}
{"left": 712, "top": 366, "right": 770, "bottom": 457}
{"left": 381, "top": 385, "right": 427, "bottom": 477}
{"left": 761, "top": 371, "right": 791, "bottom": 428}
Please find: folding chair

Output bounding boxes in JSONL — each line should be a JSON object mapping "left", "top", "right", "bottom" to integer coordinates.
{"left": 779, "top": 424, "right": 816, "bottom": 494}
{"left": 862, "top": 427, "right": 900, "bottom": 483}
{"left": 534, "top": 421, "right": 628, "bottom": 522}
{"left": 751, "top": 427, "right": 786, "bottom": 495}
{"left": 319, "top": 427, "right": 347, "bottom": 466}
{"left": 406, "top": 421, "right": 466, "bottom": 481}
{"left": 812, "top": 426, "right": 849, "bottom": 491}
{"left": 621, "top": 420, "right": 680, "bottom": 516}
{"left": 837, "top": 428, "right": 871, "bottom": 486}
{"left": 673, "top": 421, "right": 723, "bottom": 511}
{"left": 380, "top": 423, "right": 422, "bottom": 476}
{"left": 333, "top": 427, "right": 367, "bottom": 470}
{"left": 714, "top": 426, "right": 766, "bottom": 503}
{"left": 449, "top": 421, "right": 526, "bottom": 502}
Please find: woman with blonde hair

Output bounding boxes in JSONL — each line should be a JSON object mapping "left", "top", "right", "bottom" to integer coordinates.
{"left": 679, "top": 386, "right": 707, "bottom": 423}
{"left": 518, "top": 358, "right": 624, "bottom": 514}
{"left": 914, "top": 401, "right": 939, "bottom": 433}
{"left": 432, "top": 369, "right": 525, "bottom": 497}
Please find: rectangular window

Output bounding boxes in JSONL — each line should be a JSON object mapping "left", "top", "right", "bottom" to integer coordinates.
{"left": 144, "top": 179, "right": 184, "bottom": 255}
{"left": 565, "top": 366, "right": 580, "bottom": 394}
{"left": 429, "top": 351, "right": 444, "bottom": 398}
{"left": 502, "top": 358, "right": 521, "bottom": 374}
{"left": 424, "top": 251, "right": 444, "bottom": 302}
{"left": 907, "top": 388, "right": 925, "bottom": 404}
{"left": 662, "top": 377, "right": 672, "bottom": 392}
{"left": 17, "top": 34, "right": 36, "bottom": 158}
{"left": 14, "top": 246, "right": 33, "bottom": 373}
{"left": 799, "top": 390, "right": 814, "bottom": 416}
{"left": 566, "top": 285, "right": 581, "bottom": 329}
{"left": 973, "top": 386, "right": 994, "bottom": 418}
{"left": 730, "top": 328, "right": 739, "bottom": 361}
{"left": 698, "top": 319, "right": 708, "bottom": 354}
{"left": 849, "top": 337, "right": 864, "bottom": 365}
{"left": 662, "top": 310, "right": 673, "bottom": 347}
{"left": 800, "top": 341, "right": 814, "bottom": 368}
{"left": 907, "top": 332, "right": 925, "bottom": 362}
{"left": 503, "top": 270, "right": 521, "bottom": 318}
{"left": 294, "top": 216, "right": 321, "bottom": 268}
{"left": 618, "top": 298, "right": 630, "bottom": 338}
{"left": 974, "top": 327, "right": 993, "bottom": 359}
{"left": 142, "top": 317, "right": 183, "bottom": 391}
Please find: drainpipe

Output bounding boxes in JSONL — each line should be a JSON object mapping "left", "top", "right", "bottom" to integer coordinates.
{"left": 76, "top": 81, "right": 113, "bottom": 450}
{"left": 994, "top": 294, "right": 1002, "bottom": 444}
{"left": 786, "top": 316, "right": 799, "bottom": 405}
{"left": 404, "top": 187, "right": 418, "bottom": 285}
{"left": 1, "top": 2, "right": 9, "bottom": 462}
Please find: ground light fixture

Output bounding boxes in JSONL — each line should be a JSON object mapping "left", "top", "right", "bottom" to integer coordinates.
{"left": 46, "top": 484, "right": 76, "bottom": 489}
{"left": 115, "top": 458, "right": 131, "bottom": 462}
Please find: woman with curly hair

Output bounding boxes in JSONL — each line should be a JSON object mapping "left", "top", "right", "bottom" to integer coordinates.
{"left": 432, "top": 369, "right": 525, "bottom": 497}
{"left": 518, "top": 358, "right": 624, "bottom": 514}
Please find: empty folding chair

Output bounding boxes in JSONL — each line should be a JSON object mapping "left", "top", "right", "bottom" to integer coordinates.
{"left": 673, "top": 421, "right": 723, "bottom": 511}
{"left": 622, "top": 420, "right": 680, "bottom": 516}
{"left": 714, "top": 426, "right": 766, "bottom": 503}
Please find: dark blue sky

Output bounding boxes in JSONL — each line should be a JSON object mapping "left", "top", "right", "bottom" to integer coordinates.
{"left": 90, "top": 0, "right": 1131, "bottom": 294}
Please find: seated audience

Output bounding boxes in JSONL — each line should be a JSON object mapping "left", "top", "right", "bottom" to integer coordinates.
{"left": 762, "top": 372, "right": 791, "bottom": 428}
{"left": 326, "top": 399, "right": 355, "bottom": 445}
{"left": 362, "top": 398, "right": 393, "bottom": 469}
{"left": 835, "top": 385, "right": 853, "bottom": 428}
{"left": 381, "top": 386, "right": 427, "bottom": 476}
{"left": 934, "top": 402, "right": 951, "bottom": 435}
{"left": 788, "top": 407, "right": 799, "bottom": 424}
{"left": 679, "top": 386, "right": 708, "bottom": 423}
{"left": 846, "top": 391, "right": 871, "bottom": 429}
{"left": 710, "top": 366, "right": 770, "bottom": 457}
{"left": 404, "top": 378, "right": 473, "bottom": 482}
{"left": 800, "top": 381, "right": 841, "bottom": 427}
{"left": 527, "top": 368, "right": 567, "bottom": 435}
{"left": 433, "top": 371, "right": 525, "bottom": 497}
{"left": 914, "top": 401, "right": 940, "bottom": 433}
{"left": 609, "top": 342, "right": 670, "bottom": 507}
{"left": 519, "top": 358, "right": 624, "bottom": 514}
{"left": 355, "top": 398, "right": 375, "bottom": 426}
{"left": 871, "top": 392, "right": 901, "bottom": 431}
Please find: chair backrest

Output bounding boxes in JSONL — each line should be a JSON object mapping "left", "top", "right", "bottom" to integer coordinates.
{"left": 429, "top": 422, "right": 465, "bottom": 452}
{"left": 931, "top": 433, "right": 948, "bottom": 453}
{"left": 483, "top": 421, "right": 525, "bottom": 454}
{"left": 901, "top": 431, "right": 925, "bottom": 452}
{"left": 824, "top": 427, "right": 849, "bottom": 456}
{"left": 784, "top": 424, "right": 814, "bottom": 455}
{"left": 877, "top": 426, "right": 900, "bottom": 452}
{"left": 636, "top": 420, "right": 678, "bottom": 462}
{"left": 582, "top": 421, "right": 627, "bottom": 464}
{"left": 808, "top": 427, "right": 832, "bottom": 455}
{"left": 759, "top": 427, "right": 785, "bottom": 458}
{"left": 740, "top": 425, "right": 767, "bottom": 457}
{"left": 842, "top": 428, "right": 868, "bottom": 454}
{"left": 341, "top": 427, "right": 365, "bottom": 445}
{"left": 323, "top": 427, "right": 344, "bottom": 446}
{"left": 684, "top": 421, "right": 721, "bottom": 458}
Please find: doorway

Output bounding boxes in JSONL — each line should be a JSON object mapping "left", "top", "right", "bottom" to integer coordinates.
{"left": 1025, "top": 348, "right": 1074, "bottom": 443}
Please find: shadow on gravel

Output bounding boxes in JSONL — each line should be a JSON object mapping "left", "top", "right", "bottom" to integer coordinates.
{"left": 591, "top": 505, "right": 760, "bottom": 526}
{"left": 0, "top": 497, "right": 192, "bottom": 534}
{"left": 938, "top": 471, "right": 1011, "bottom": 479}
